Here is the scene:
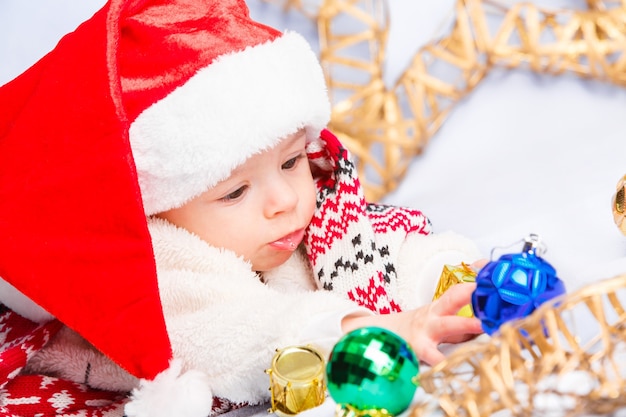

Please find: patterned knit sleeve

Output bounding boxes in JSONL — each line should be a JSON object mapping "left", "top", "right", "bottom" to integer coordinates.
{"left": 304, "top": 129, "right": 440, "bottom": 314}
{"left": 394, "top": 231, "right": 483, "bottom": 310}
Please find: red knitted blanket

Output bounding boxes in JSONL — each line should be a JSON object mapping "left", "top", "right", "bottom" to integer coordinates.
{"left": 0, "top": 305, "right": 245, "bottom": 416}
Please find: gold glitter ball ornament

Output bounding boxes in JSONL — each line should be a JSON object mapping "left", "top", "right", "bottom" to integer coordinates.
{"left": 612, "top": 174, "right": 626, "bottom": 235}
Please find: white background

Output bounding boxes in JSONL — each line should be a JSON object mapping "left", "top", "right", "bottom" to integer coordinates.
{"left": 2, "top": 1, "right": 626, "bottom": 415}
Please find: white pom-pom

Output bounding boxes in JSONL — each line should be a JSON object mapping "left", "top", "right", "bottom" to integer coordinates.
{"left": 125, "top": 359, "right": 214, "bottom": 417}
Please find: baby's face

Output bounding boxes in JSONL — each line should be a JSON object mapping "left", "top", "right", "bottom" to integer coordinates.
{"left": 156, "top": 130, "right": 316, "bottom": 271}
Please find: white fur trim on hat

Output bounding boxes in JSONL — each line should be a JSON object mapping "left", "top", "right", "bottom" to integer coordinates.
{"left": 129, "top": 31, "right": 330, "bottom": 216}
{"left": 124, "top": 359, "right": 213, "bottom": 417}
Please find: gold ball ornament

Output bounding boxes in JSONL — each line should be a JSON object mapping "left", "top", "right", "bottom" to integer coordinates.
{"left": 612, "top": 174, "right": 626, "bottom": 235}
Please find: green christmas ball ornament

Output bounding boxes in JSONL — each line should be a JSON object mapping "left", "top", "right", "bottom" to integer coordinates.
{"left": 326, "top": 327, "right": 419, "bottom": 416}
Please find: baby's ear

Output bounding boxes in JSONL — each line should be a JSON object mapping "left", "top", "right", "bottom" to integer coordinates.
{"left": 0, "top": 277, "right": 54, "bottom": 323}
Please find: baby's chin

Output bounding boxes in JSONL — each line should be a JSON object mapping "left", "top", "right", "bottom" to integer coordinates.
{"left": 252, "top": 248, "right": 298, "bottom": 273}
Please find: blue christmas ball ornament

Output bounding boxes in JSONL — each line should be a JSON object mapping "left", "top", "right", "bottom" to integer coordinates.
{"left": 472, "top": 234, "right": 566, "bottom": 335}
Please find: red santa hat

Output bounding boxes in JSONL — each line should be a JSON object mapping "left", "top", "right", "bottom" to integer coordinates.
{"left": 0, "top": 0, "right": 329, "bottom": 415}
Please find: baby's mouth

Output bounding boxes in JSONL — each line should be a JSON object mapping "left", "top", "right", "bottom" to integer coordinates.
{"left": 270, "top": 229, "right": 305, "bottom": 251}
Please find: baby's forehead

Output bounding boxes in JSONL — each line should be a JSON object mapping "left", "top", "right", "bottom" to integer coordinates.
{"left": 225, "top": 131, "right": 307, "bottom": 173}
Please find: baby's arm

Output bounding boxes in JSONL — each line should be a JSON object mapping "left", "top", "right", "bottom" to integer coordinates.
{"left": 261, "top": 229, "right": 486, "bottom": 367}
{"left": 376, "top": 229, "right": 486, "bottom": 365}
{"left": 394, "top": 230, "right": 483, "bottom": 309}
{"left": 341, "top": 283, "right": 482, "bottom": 366}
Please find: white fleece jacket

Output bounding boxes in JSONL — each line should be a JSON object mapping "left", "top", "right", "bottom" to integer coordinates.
{"left": 18, "top": 216, "right": 480, "bottom": 404}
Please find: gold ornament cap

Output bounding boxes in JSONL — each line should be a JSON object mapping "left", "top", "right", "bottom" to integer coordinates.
{"left": 612, "top": 174, "right": 626, "bottom": 235}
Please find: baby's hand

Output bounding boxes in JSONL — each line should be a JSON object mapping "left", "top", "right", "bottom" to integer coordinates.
{"left": 341, "top": 283, "right": 484, "bottom": 366}
{"left": 404, "top": 283, "right": 483, "bottom": 366}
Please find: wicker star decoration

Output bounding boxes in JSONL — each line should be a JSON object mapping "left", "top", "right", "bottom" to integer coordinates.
{"left": 262, "top": 0, "right": 626, "bottom": 201}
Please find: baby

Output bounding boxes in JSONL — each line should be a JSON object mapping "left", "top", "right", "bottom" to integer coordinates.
{"left": 0, "top": 0, "right": 483, "bottom": 416}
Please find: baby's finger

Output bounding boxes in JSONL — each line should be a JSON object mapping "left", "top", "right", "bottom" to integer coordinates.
{"left": 429, "top": 315, "right": 483, "bottom": 342}
{"left": 415, "top": 344, "right": 446, "bottom": 367}
{"left": 470, "top": 258, "right": 488, "bottom": 270}
{"left": 431, "top": 283, "right": 476, "bottom": 316}
{"left": 443, "top": 331, "right": 481, "bottom": 344}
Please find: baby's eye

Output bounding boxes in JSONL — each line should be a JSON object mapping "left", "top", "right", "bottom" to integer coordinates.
{"left": 221, "top": 186, "right": 247, "bottom": 202}
{"left": 282, "top": 154, "right": 304, "bottom": 170}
